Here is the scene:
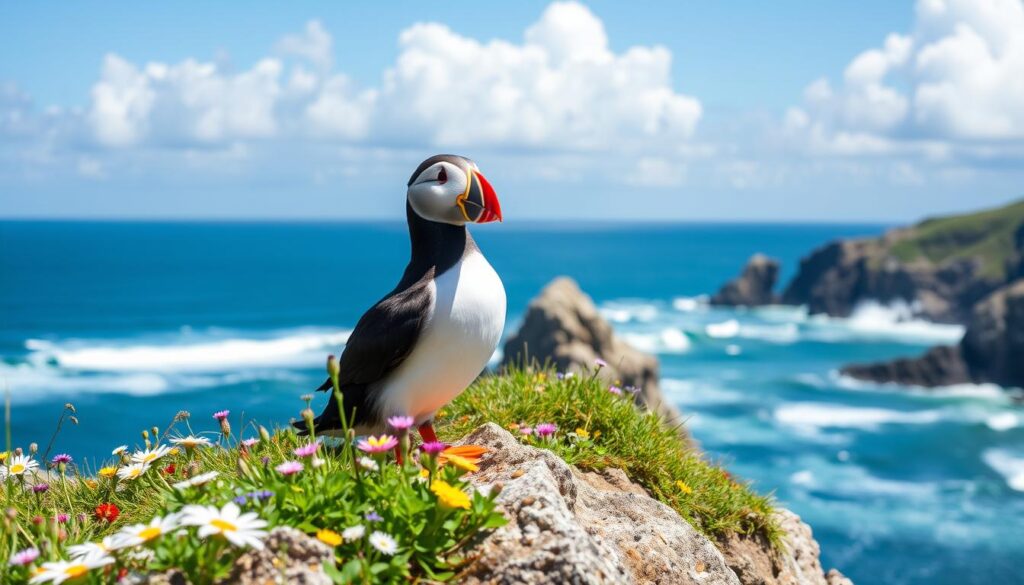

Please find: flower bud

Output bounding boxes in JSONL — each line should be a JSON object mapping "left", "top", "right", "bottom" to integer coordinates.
{"left": 327, "top": 354, "right": 340, "bottom": 379}
{"left": 259, "top": 426, "right": 271, "bottom": 442}
{"left": 220, "top": 418, "right": 232, "bottom": 438}
{"left": 28, "top": 443, "right": 38, "bottom": 455}
{"left": 64, "top": 403, "right": 76, "bottom": 414}
{"left": 301, "top": 408, "right": 316, "bottom": 432}
{"left": 151, "top": 426, "right": 160, "bottom": 439}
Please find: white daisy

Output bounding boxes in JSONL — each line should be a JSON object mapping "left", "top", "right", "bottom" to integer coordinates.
{"left": 1, "top": 454, "right": 39, "bottom": 478}
{"left": 342, "top": 525, "right": 366, "bottom": 541}
{"left": 131, "top": 444, "right": 172, "bottom": 465}
{"left": 170, "top": 435, "right": 212, "bottom": 449}
{"left": 111, "top": 514, "right": 180, "bottom": 548}
{"left": 358, "top": 456, "right": 379, "bottom": 471}
{"left": 67, "top": 536, "right": 120, "bottom": 560}
{"left": 116, "top": 462, "right": 151, "bottom": 481}
{"left": 181, "top": 502, "right": 268, "bottom": 549}
{"left": 29, "top": 554, "right": 114, "bottom": 584}
{"left": 172, "top": 471, "right": 220, "bottom": 490}
{"left": 368, "top": 531, "right": 398, "bottom": 555}
{"left": 112, "top": 445, "right": 128, "bottom": 456}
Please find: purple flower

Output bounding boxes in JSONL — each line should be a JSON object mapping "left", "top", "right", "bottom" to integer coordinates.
{"left": 260, "top": 456, "right": 271, "bottom": 467}
{"left": 420, "top": 441, "right": 447, "bottom": 455}
{"left": 357, "top": 435, "right": 399, "bottom": 454}
{"left": 293, "top": 442, "right": 320, "bottom": 458}
{"left": 212, "top": 410, "right": 230, "bottom": 421}
{"left": 275, "top": 460, "right": 304, "bottom": 476}
{"left": 8, "top": 547, "right": 39, "bottom": 566}
{"left": 56, "top": 513, "right": 69, "bottom": 523}
{"left": 365, "top": 511, "right": 383, "bottom": 522}
{"left": 51, "top": 453, "right": 73, "bottom": 465}
{"left": 556, "top": 372, "right": 565, "bottom": 380}
{"left": 31, "top": 483, "right": 49, "bottom": 494}
{"left": 535, "top": 423, "right": 557, "bottom": 438}
{"left": 519, "top": 426, "right": 534, "bottom": 436}
{"left": 233, "top": 495, "right": 248, "bottom": 506}
{"left": 247, "top": 490, "right": 274, "bottom": 500}
{"left": 624, "top": 385, "right": 641, "bottom": 394}
{"left": 608, "top": 385, "right": 623, "bottom": 396}
{"left": 594, "top": 358, "right": 608, "bottom": 368}
{"left": 387, "top": 415, "right": 415, "bottom": 430}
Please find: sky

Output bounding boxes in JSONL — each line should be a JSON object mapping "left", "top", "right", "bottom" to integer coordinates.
{"left": 2, "top": 0, "right": 1023, "bottom": 222}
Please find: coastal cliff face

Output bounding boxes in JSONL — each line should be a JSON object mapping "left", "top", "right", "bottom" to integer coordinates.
{"left": 711, "top": 254, "right": 780, "bottom": 307}
{"left": 781, "top": 200, "right": 1024, "bottom": 324}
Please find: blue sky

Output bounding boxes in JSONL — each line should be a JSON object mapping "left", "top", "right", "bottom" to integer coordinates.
{"left": 2, "top": 1, "right": 1022, "bottom": 221}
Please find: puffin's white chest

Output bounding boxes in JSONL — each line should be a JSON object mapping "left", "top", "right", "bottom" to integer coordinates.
{"left": 376, "top": 251, "right": 506, "bottom": 423}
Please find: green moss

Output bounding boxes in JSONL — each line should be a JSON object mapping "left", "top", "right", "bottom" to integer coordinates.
{"left": 439, "top": 368, "right": 782, "bottom": 548}
{"left": 889, "top": 198, "right": 1024, "bottom": 279}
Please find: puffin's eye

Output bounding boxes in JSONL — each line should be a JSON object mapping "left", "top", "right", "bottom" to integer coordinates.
{"left": 437, "top": 167, "right": 447, "bottom": 184}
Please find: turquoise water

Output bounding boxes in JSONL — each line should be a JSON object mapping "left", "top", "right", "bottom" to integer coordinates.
{"left": 2, "top": 220, "right": 1021, "bottom": 584}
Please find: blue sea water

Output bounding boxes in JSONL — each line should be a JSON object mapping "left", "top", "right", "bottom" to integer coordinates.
{"left": 2, "top": 220, "right": 1022, "bottom": 585}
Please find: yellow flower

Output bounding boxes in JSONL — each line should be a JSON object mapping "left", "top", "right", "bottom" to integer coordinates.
{"left": 676, "top": 480, "right": 693, "bottom": 495}
{"left": 574, "top": 428, "right": 590, "bottom": 440}
{"left": 84, "top": 479, "right": 98, "bottom": 489}
{"left": 430, "top": 480, "right": 471, "bottom": 510}
{"left": 593, "top": 430, "right": 601, "bottom": 439}
{"left": 443, "top": 453, "right": 479, "bottom": 473}
{"left": 436, "top": 409, "right": 447, "bottom": 418}
{"left": 168, "top": 447, "right": 180, "bottom": 456}
{"left": 420, "top": 468, "right": 430, "bottom": 478}
{"left": 316, "top": 528, "right": 342, "bottom": 547}
{"left": 98, "top": 466, "right": 117, "bottom": 478}
{"left": 0, "top": 452, "right": 7, "bottom": 463}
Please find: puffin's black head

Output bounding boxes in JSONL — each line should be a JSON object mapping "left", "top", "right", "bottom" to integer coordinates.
{"left": 406, "top": 154, "right": 502, "bottom": 226}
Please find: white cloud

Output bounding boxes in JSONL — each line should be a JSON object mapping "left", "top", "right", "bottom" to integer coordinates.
{"left": 275, "top": 20, "right": 333, "bottom": 71}
{"left": 788, "top": 0, "right": 1024, "bottom": 157}
{"left": 74, "top": 1, "right": 700, "bottom": 167}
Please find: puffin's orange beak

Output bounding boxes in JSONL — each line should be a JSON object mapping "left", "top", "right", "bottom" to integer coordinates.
{"left": 472, "top": 170, "right": 502, "bottom": 223}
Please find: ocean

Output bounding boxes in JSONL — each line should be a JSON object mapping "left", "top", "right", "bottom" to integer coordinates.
{"left": 2, "top": 220, "right": 1021, "bottom": 585}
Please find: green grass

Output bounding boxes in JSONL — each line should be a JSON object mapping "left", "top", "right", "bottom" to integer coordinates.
{"left": 889, "top": 198, "right": 1024, "bottom": 279}
{"left": 438, "top": 368, "right": 782, "bottom": 547}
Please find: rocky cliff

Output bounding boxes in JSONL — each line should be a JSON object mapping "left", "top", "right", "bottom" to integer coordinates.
{"left": 781, "top": 199, "right": 1024, "bottom": 324}
{"left": 711, "top": 254, "right": 780, "bottom": 307}
{"left": 843, "top": 279, "right": 1024, "bottom": 389}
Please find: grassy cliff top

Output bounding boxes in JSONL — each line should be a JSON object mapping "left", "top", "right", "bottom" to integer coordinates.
{"left": 441, "top": 369, "right": 780, "bottom": 545}
{"left": 888, "top": 198, "right": 1024, "bottom": 279}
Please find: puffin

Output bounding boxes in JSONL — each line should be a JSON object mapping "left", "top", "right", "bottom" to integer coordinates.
{"left": 296, "top": 154, "right": 506, "bottom": 447}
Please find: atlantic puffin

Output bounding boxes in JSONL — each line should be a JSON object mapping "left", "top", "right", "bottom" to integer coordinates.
{"left": 297, "top": 154, "right": 506, "bottom": 446}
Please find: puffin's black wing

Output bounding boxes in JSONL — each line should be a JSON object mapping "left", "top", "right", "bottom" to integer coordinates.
{"left": 297, "top": 274, "right": 433, "bottom": 433}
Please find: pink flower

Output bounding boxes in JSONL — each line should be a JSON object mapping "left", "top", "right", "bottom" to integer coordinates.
{"left": 594, "top": 358, "right": 608, "bottom": 368}
{"left": 387, "top": 415, "right": 415, "bottom": 430}
{"left": 275, "top": 461, "right": 304, "bottom": 475}
{"left": 51, "top": 453, "right": 73, "bottom": 465}
{"left": 535, "top": 423, "right": 557, "bottom": 438}
{"left": 608, "top": 385, "right": 623, "bottom": 396}
{"left": 357, "top": 435, "right": 399, "bottom": 454}
{"left": 241, "top": 438, "right": 259, "bottom": 447}
{"left": 212, "top": 410, "right": 230, "bottom": 421}
{"left": 56, "top": 513, "right": 69, "bottom": 523}
{"left": 420, "top": 441, "right": 447, "bottom": 455}
{"left": 9, "top": 547, "right": 39, "bottom": 566}
{"left": 293, "top": 442, "right": 320, "bottom": 458}
{"left": 519, "top": 426, "right": 534, "bottom": 436}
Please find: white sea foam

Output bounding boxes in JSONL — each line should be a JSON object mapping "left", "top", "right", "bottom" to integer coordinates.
{"left": 805, "top": 300, "right": 964, "bottom": 345}
{"left": 705, "top": 319, "right": 740, "bottom": 338}
{"left": 622, "top": 328, "right": 691, "bottom": 354}
{"left": 24, "top": 328, "right": 351, "bottom": 373}
{"left": 983, "top": 449, "right": 1024, "bottom": 492}
{"left": 986, "top": 412, "right": 1020, "bottom": 432}
{"left": 661, "top": 378, "right": 744, "bottom": 405}
{"left": 833, "top": 372, "right": 1011, "bottom": 402}
{"left": 599, "top": 302, "right": 659, "bottom": 324}
{"left": 775, "top": 402, "right": 943, "bottom": 431}
{"left": 671, "top": 296, "right": 706, "bottom": 312}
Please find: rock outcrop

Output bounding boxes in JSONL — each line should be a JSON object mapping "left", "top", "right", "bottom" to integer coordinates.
{"left": 779, "top": 199, "right": 1024, "bottom": 324}
{"left": 711, "top": 254, "right": 780, "bottom": 307}
{"left": 460, "top": 423, "right": 851, "bottom": 585}
{"left": 501, "top": 277, "right": 683, "bottom": 430}
{"left": 842, "top": 279, "right": 1024, "bottom": 389}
